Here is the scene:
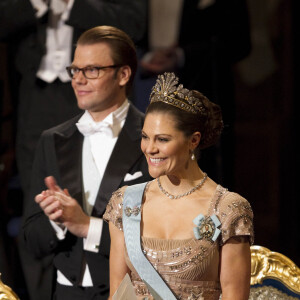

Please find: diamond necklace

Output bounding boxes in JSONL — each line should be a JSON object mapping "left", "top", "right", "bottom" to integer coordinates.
{"left": 157, "top": 173, "right": 208, "bottom": 199}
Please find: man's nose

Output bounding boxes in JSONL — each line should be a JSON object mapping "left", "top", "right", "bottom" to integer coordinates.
{"left": 73, "top": 70, "right": 87, "bottom": 84}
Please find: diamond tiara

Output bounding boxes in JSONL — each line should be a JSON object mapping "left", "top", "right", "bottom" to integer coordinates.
{"left": 149, "top": 72, "right": 206, "bottom": 115}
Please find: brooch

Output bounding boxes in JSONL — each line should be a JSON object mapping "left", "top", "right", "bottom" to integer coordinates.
{"left": 124, "top": 206, "right": 140, "bottom": 217}
{"left": 193, "top": 214, "right": 221, "bottom": 242}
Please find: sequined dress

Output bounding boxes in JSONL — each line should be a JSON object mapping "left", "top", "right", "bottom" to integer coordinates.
{"left": 103, "top": 184, "right": 254, "bottom": 300}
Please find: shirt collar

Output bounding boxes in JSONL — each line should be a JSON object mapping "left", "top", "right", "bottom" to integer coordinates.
{"left": 78, "top": 99, "right": 130, "bottom": 127}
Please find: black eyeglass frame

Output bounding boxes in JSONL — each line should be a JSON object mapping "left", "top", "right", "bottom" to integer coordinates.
{"left": 66, "top": 64, "right": 123, "bottom": 79}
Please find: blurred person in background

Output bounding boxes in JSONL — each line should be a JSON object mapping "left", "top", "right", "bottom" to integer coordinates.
{"left": 133, "top": 0, "right": 251, "bottom": 189}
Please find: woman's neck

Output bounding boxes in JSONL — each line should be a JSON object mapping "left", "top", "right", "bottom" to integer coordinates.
{"left": 160, "top": 163, "right": 206, "bottom": 194}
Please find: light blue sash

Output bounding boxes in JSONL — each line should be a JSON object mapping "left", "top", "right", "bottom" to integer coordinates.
{"left": 123, "top": 183, "right": 177, "bottom": 300}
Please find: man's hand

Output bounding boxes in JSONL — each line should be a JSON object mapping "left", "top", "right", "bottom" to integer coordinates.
{"left": 140, "top": 47, "right": 179, "bottom": 74}
{"left": 35, "top": 176, "right": 90, "bottom": 238}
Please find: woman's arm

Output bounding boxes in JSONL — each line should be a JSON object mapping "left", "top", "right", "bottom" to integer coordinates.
{"left": 108, "top": 222, "right": 130, "bottom": 300}
{"left": 219, "top": 236, "right": 251, "bottom": 300}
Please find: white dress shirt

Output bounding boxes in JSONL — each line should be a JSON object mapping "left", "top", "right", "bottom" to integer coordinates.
{"left": 149, "top": 0, "right": 183, "bottom": 50}
{"left": 51, "top": 100, "right": 130, "bottom": 286}
{"left": 30, "top": 0, "right": 75, "bottom": 83}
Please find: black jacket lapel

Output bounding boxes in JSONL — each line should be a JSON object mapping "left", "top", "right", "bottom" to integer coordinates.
{"left": 54, "top": 119, "right": 84, "bottom": 205}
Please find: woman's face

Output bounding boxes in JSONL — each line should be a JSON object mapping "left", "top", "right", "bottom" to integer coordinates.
{"left": 141, "top": 112, "right": 192, "bottom": 178}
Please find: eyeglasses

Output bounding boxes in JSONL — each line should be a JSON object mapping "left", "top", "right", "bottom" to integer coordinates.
{"left": 66, "top": 65, "right": 122, "bottom": 79}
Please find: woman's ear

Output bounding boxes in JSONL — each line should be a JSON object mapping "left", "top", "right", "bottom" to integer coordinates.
{"left": 190, "top": 131, "right": 201, "bottom": 150}
{"left": 118, "top": 65, "right": 131, "bottom": 87}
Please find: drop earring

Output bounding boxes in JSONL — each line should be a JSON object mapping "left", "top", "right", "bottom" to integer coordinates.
{"left": 191, "top": 151, "right": 196, "bottom": 161}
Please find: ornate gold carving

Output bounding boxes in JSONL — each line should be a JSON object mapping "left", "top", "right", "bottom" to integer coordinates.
{"left": 0, "top": 273, "right": 20, "bottom": 300}
{"left": 250, "top": 245, "right": 300, "bottom": 295}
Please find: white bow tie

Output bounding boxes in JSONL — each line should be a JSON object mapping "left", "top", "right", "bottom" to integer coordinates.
{"left": 76, "top": 121, "right": 114, "bottom": 138}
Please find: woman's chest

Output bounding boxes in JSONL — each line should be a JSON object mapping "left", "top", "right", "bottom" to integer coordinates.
{"left": 126, "top": 237, "right": 221, "bottom": 281}
{"left": 141, "top": 198, "right": 213, "bottom": 240}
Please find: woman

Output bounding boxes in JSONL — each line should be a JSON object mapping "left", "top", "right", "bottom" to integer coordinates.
{"left": 104, "top": 72, "right": 254, "bottom": 300}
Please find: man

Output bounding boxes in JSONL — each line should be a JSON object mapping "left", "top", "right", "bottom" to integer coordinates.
{"left": 0, "top": 2, "right": 147, "bottom": 299}
{"left": 0, "top": 0, "right": 147, "bottom": 200}
{"left": 22, "top": 25, "right": 151, "bottom": 300}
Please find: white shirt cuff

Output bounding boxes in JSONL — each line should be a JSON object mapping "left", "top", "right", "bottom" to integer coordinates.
{"left": 50, "top": 220, "right": 67, "bottom": 240}
{"left": 83, "top": 217, "right": 103, "bottom": 253}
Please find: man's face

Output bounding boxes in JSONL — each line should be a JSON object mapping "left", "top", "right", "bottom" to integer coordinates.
{"left": 71, "top": 43, "right": 126, "bottom": 115}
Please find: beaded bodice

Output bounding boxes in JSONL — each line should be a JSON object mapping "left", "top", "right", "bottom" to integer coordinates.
{"left": 104, "top": 184, "right": 254, "bottom": 300}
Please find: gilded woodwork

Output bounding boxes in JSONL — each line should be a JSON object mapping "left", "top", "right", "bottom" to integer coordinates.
{"left": 251, "top": 245, "right": 300, "bottom": 295}
{"left": 0, "top": 274, "right": 19, "bottom": 300}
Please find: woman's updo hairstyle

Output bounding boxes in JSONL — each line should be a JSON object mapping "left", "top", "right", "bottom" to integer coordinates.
{"left": 146, "top": 72, "right": 223, "bottom": 150}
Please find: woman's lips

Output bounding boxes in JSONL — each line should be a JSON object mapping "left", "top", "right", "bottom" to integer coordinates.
{"left": 148, "top": 157, "right": 166, "bottom": 165}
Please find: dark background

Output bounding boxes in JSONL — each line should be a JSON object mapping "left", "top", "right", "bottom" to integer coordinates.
{"left": 0, "top": 0, "right": 299, "bottom": 296}
{"left": 233, "top": 0, "right": 299, "bottom": 267}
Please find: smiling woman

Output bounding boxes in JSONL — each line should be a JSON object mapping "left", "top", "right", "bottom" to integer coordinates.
{"left": 141, "top": 73, "right": 223, "bottom": 182}
{"left": 104, "top": 72, "right": 254, "bottom": 300}
{"left": 141, "top": 113, "right": 193, "bottom": 179}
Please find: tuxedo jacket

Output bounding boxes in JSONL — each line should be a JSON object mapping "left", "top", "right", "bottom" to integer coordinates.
{"left": 22, "top": 104, "right": 151, "bottom": 291}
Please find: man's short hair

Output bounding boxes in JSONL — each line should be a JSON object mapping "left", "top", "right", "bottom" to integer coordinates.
{"left": 77, "top": 26, "right": 137, "bottom": 96}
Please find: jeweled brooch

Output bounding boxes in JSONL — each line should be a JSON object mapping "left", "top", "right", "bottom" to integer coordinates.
{"left": 124, "top": 206, "right": 141, "bottom": 217}
{"left": 193, "top": 214, "right": 221, "bottom": 242}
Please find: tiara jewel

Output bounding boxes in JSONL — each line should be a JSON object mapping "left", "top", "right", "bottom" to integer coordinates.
{"left": 150, "top": 72, "right": 206, "bottom": 115}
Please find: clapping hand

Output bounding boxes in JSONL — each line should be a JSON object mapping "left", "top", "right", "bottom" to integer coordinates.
{"left": 35, "top": 176, "right": 90, "bottom": 238}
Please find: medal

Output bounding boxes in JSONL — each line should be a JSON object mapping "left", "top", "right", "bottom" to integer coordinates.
{"left": 193, "top": 214, "right": 221, "bottom": 242}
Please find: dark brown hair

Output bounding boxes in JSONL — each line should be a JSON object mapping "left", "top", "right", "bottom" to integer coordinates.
{"left": 77, "top": 26, "right": 137, "bottom": 96}
{"left": 146, "top": 90, "right": 223, "bottom": 150}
